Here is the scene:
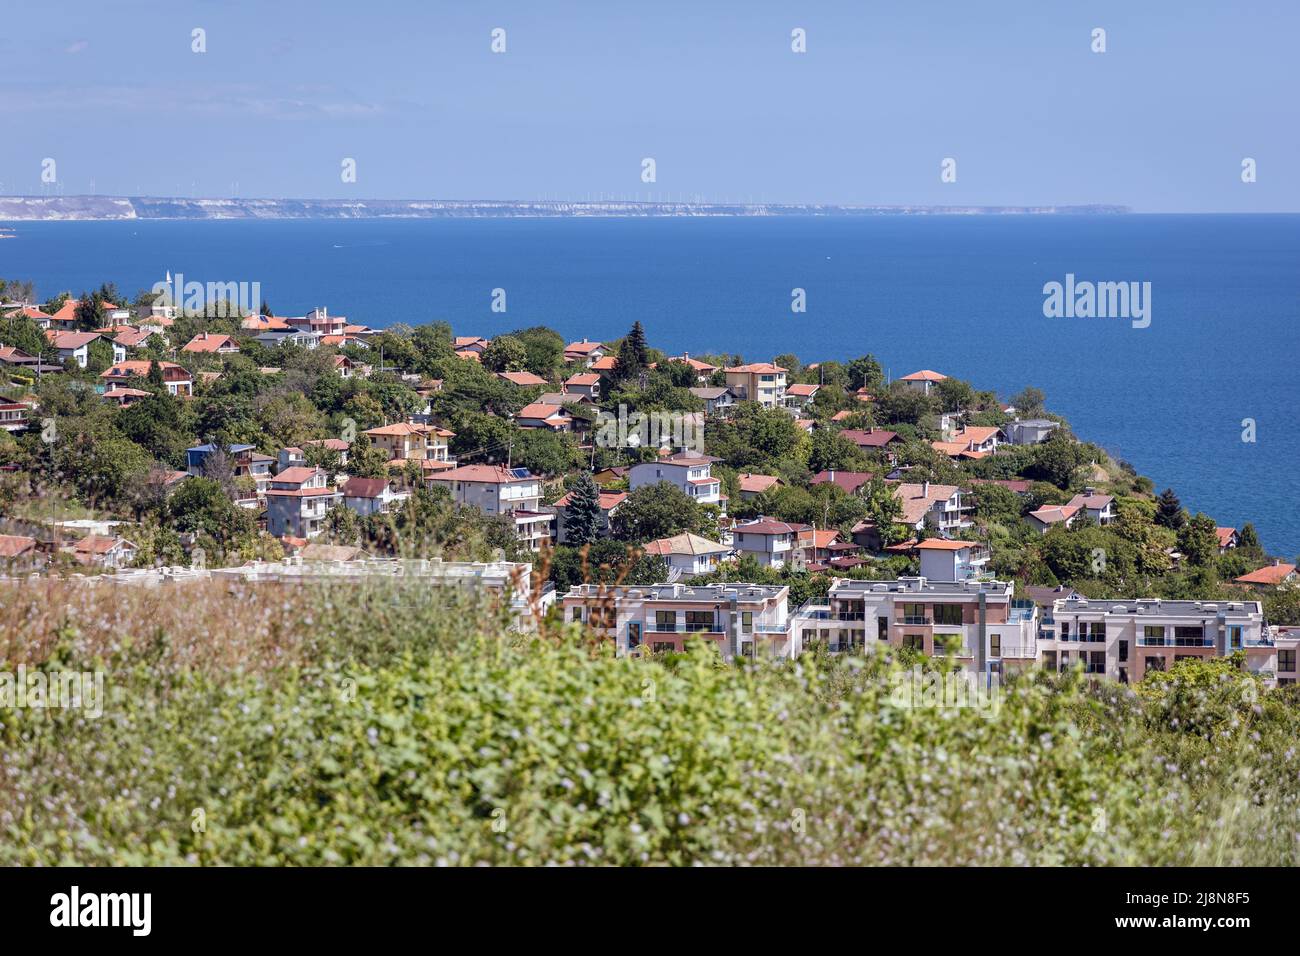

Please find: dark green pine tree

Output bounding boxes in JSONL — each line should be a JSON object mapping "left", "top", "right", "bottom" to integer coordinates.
{"left": 1155, "top": 488, "right": 1185, "bottom": 529}
{"left": 564, "top": 471, "right": 603, "bottom": 546}
{"left": 73, "top": 291, "right": 104, "bottom": 332}
{"left": 613, "top": 321, "right": 649, "bottom": 383}
{"left": 1237, "top": 522, "right": 1261, "bottom": 553}
{"left": 260, "top": 300, "right": 273, "bottom": 316}
{"left": 147, "top": 358, "right": 166, "bottom": 392}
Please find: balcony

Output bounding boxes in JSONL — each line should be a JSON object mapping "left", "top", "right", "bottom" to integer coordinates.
{"left": 646, "top": 622, "right": 723, "bottom": 634}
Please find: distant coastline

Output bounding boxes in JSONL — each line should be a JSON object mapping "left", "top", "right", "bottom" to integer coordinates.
{"left": 0, "top": 195, "right": 1131, "bottom": 222}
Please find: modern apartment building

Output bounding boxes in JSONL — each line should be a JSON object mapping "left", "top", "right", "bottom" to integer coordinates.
{"left": 1043, "top": 593, "right": 1280, "bottom": 684}
{"left": 561, "top": 582, "right": 791, "bottom": 657}
{"left": 783, "top": 578, "right": 1295, "bottom": 688}
{"left": 788, "top": 577, "right": 1039, "bottom": 670}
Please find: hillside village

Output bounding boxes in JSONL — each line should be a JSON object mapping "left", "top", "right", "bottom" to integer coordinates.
{"left": 1, "top": 279, "right": 1298, "bottom": 686}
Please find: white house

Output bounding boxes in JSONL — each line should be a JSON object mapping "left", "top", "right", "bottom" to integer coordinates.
{"left": 643, "top": 532, "right": 731, "bottom": 578}
{"left": 915, "top": 538, "right": 989, "bottom": 581}
{"left": 732, "top": 518, "right": 810, "bottom": 569}
{"left": 629, "top": 452, "right": 724, "bottom": 508}
{"left": 426, "top": 464, "right": 552, "bottom": 551}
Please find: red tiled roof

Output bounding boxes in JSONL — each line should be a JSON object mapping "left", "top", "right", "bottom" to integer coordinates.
{"left": 554, "top": 490, "right": 626, "bottom": 511}
{"left": 46, "top": 331, "right": 100, "bottom": 349}
{"left": 498, "top": 371, "right": 548, "bottom": 387}
{"left": 182, "top": 333, "right": 239, "bottom": 353}
{"left": 737, "top": 473, "right": 781, "bottom": 494}
{"left": 0, "top": 534, "right": 36, "bottom": 557}
{"left": 1235, "top": 563, "right": 1297, "bottom": 586}
{"left": 516, "top": 402, "right": 570, "bottom": 420}
{"left": 427, "top": 464, "right": 535, "bottom": 485}
{"left": 725, "top": 363, "right": 787, "bottom": 374}
{"left": 271, "top": 466, "right": 323, "bottom": 484}
{"left": 735, "top": 518, "right": 809, "bottom": 535}
{"left": 341, "top": 477, "right": 391, "bottom": 498}
{"left": 840, "top": 428, "right": 899, "bottom": 447}
{"left": 900, "top": 369, "right": 947, "bottom": 382}
{"left": 810, "top": 470, "right": 876, "bottom": 494}
{"left": 914, "top": 538, "right": 981, "bottom": 551}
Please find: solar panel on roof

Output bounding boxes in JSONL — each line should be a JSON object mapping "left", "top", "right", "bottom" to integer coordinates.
{"left": 511, "top": 468, "right": 530, "bottom": 479}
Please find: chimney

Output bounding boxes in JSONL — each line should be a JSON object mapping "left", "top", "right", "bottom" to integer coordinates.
{"left": 923, "top": 480, "right": 930, "bottom": 497}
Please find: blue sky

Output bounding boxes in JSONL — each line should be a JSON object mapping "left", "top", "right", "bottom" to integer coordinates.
{"left": 1, "top": 0, "right": 1295, "bottom": 211}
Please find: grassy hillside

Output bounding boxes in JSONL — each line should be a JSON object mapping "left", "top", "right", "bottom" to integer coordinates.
{"left": 2, "top": 578, "right": 1298, "bottom": 866}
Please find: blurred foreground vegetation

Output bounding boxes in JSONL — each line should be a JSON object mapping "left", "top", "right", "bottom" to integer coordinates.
{"left": 1, "top": 578, "right": 1298, "bottom": 866}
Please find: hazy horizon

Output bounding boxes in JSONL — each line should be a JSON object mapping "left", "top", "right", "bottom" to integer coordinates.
{"left": 1, "top": 1, "right": 1296, "bottom": 213}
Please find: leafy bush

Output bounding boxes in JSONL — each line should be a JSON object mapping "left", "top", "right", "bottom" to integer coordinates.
{"left": 2, "top": 581, "right": 1298, "bottom": 865}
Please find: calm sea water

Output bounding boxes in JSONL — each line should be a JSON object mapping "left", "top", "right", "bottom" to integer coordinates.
{"left": 2, "top": 214, "right": 1297, "bottom": 554}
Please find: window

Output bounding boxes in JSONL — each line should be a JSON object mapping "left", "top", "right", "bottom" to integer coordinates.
{"left": 627, "top": 622, "right": 642, "bottom": 648}
{"left": 902, "top": 603, "right": 925, "bottom": 625}
{"left": 989, "top": 634, "right": 1001, "bottom": 657}
{"left": 686, "top": 610, "right": 713, "bottom": 632}
{"left": 741, "top": 611, "right": 753, "bottom": 633}
{"left": 1227, "top": 626, "right": 1243, "bottom": 650}
{"left": 1279, "top": 650, "right": 1296, "bottom": 673}
{"left": 1174, "top": 626, "right": 1204, "bottom": 647}
{"left": 1084, "top": 623, "right": 1105, "bottom": 643}
{"left": 1280, "top": 678, "right": 1295, "bottom": 687}
{"left": 1042, "top": 651, "right": 1057, "bottom": 670}
{"left": 652, "top": 642, "right": 675, "bottom": 654}
{"left": 1089, "top": 652, "right": 1106, "bottom": 674}
{"left": 655, "top": 610, "right": 676, "bottom": 631}
{"left": 571, "top": 606, "right": 584, "bottom": 623}
{"left": 1061, "top": 622, "right": 1070, "bottom": 641}
{"left": 1145, "top": 656, "right": 1165, "bottom": 672}
{"left": 1118, "top": 639, "right": 1128, "bottom": 663}
{"left": 933, "top": 604, "right": 962, "bottom": 626}
{"left": 903, "top": 634, "right": 924, "bottom": 651}
{"left": 1059, "top": 651, "right": 1070, "bottom": 671}
{"left": 877, "top": 616, "right": 889, "bottom": 640}
{"left": 1118, "top": 667, "right": 1128, "bottom": 685}
{"left": 1143, "top": 625, "right": 1166, "bottom": 646}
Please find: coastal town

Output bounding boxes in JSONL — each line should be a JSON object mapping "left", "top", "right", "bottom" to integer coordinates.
{"left": 1, "top": 279, "right": 1297, "bottom": 687}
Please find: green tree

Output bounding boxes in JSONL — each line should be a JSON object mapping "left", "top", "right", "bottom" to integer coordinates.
{"left": 846, "top": 354, "right": 884, "bottom": 394}
{"left": 1237, "top": 522, "right": 1261, "bottom": 553}
{"left": 73, "top": 292, "right": 105, "bottom": 332}
{"left": 1178, "top": 512, "right": 1220, "bottom": 568}
{"left": 612, "top": 321, "right": 649, "bottom": 383}
{"left": 481, "top": 335, "right": 528, "bottom": 373}
{"left": 1008, "top": 386, "right": 1047, "bottom": 418}
{"left": 1155, "top": 488, "right": 1186, "bottom": 530}
{"left": 807, "top": 427, "right": 863, "bottom": 474}
{"left": 563, "top": 471, "right": 603, "bottom": 546}
{"left": 611, "top": 481, "right": 706, "bottom": 543}
{"left": 168, "top": 477, "right": 253, "bottom": 546}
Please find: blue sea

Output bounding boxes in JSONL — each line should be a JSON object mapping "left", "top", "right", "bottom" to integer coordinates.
{"left": 2, "top": 214, "right": 1297, "bottom": 554}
